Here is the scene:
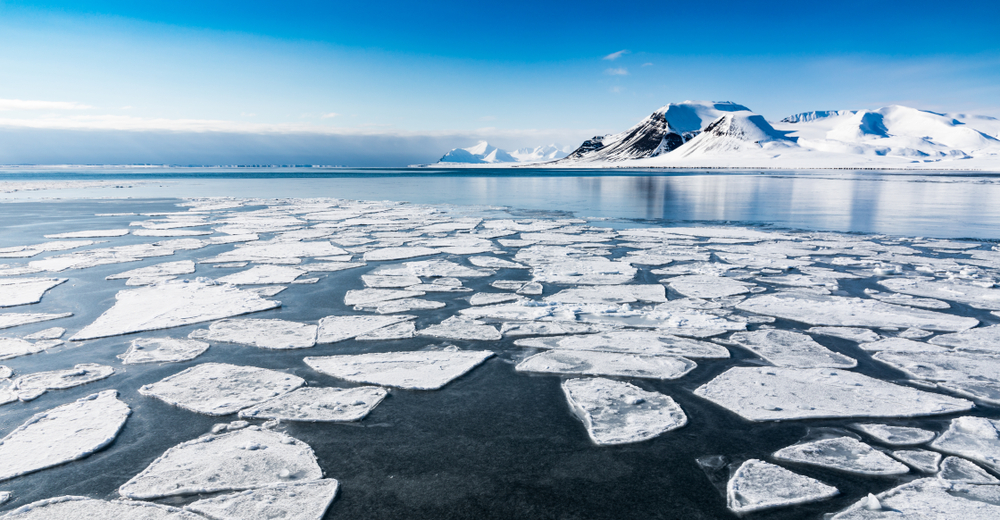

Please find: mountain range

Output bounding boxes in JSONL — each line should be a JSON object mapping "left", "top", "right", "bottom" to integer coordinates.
{"left": 434, "top": 101, "right": 1000, "bottom": 169}
{"left": 438, "top": 142, "right": 570, "bottom": 164}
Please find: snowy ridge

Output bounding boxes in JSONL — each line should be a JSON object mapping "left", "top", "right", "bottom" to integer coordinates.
{"left": 437, "top": 141, "right": 569, "bottom": 165}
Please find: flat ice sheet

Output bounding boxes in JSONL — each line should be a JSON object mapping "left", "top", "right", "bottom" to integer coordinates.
{"left": 363, "top": 247, "right": 439, "bottom": 262}
{"left": 666, "top": 275, "right": 754, "bottom": 299}
{"left": 0, "top": 278, "right": 67, "bottom": 307}
{"left": 890, "top": 449, "right": 941, "bottom": 473}
{"left": 726, "top": 459, "right": 838, "bottom": 514}
{"left": 343, "top": 288, "right": 425, "bottom": 306}
{"left": 773, "top": 436, "right": 909, "bottom": 476}
{"left": 872, "top": 348, "right": 1000, "bottom": 405}
{"left": 11, "top": 363, "right": 115, "bottom": 401}
{"left": 879, "top": 278, "right": 1000, "bottom": 310}
{"left": 0, "top": 312, "right": 72, "bottom": 330}
{"left": 929, "top": 324, "right": 1000, "bottom": 351}
{"left": 118, "top": 337, "right": 209, "bottom": 364}
{"left": 417, "top": 316, "right": 501, "bottom": 341}
{"left": 216, "top": 265, "right": 306, "bottom": 285}
{"left": 44, "top": 229, "right": 129, "bottom": 238}
{"left": 304, "top": 350, "right": 494, "bottom": 390}
{"left": 736, "top": 292, "right": 978, "bottom": 331}
{"left": 469, "top": 256, "right": 527, "bottom": 269}
{"left": 139, "top": 362, "right": 305, "bottom": 416}
{"left": 238, "top": 386, "right": 388, "bottom": 422}
{"left": 938, "top": 456, "right": 999, "bottom": 483}
{"left": 561, "top": 377, "right": 687, "bottom": 445}
{"left": 0, "top": 496, "right": 202, "bottom": 519}
{"left": 849, "top": 423, "right": 937, "bottom": 446}
{"left": 930, "top": 416, "right": 1000, "bottom": 473}
{"left": 0, "top": 338, "right": 62, "bottom": 361}
{"left": 694, "top": 367, "right": 973, "bottom": 421}
{"left": 106, "top": 260, "right": 196, "bottom": 281}
{"left": 729, "top": 329, "right": 857, "bottom": 368}
{"left": 118, "top": 428, "right": 322, "bottom": 499}
{"left": 316, "top": 315, "right": 415, "bottom": 343}
{"left": 516, "top": 350, "right": 696, "bottom": 379}
{"left": 515, "top": 331, "right": 730, "bottom": 359}
{"left": 356, "top": 320, "right": 415, "bottom": 340}
{"left": 189, "top": 318, "right": 317, "bottom": 349}
{"left": 0, "top": 390, "right": 130, "bottom": 482}
{"left": 831, "top": 477, "right": 1000, "bottom": 519}
{"left": 186, "top": 479, "right": 339, "bottom": 520}
{"left": 807, "top": 327, "right": 881, "bottom": 343}
{"left": 71, "top": 280, "right": 281, "bottom": 341}
{"left": 544, "top": 285, "right": 666, "bottom": 304}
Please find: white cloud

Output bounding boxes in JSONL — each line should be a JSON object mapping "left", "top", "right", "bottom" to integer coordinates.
{"left": 602, "top": 50, "right": 629, "bottom": 61}
{"left": 320, "top": 112, "right": 339, "bottom": 119}
{"left": 605, "top": 67, "right": 628, "bottom": 76}
{"left": 0, "top": 99, "right": 93, "bottom": 111}
{"left": 641, "top": 62, "right": 653, "bottom": 67}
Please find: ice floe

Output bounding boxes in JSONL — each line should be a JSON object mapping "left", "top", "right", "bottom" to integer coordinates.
{"left": 515, "top": 331, "right": 730, "bottom": 359}
{"left": 189, "top": 318, "right": 317, "bottom": 349}
{"left": 928, "top": 324, "right": 1000, "bottom": 351}
{"left": 807, "top": 326, "right": 881, "bottom": 343}
{"left": 666, "top": 275, "right": 754, "bottom": 299}
{"left": 773, "top": 436, "right": 909, "bottom": 476}
{"left": 0, "top": 496, "right": 202, "bottom": 519}
{"left": 363, "top": 246, "right": 439, "bottom": 262}
{"left": 106, "top": 260, "right": 195, "bottom": 284}
{"left": 356, "top": 298, "right": 446, "bottom": 314}
{"left": 729, "top": 329, "right": 857, "bottom": 368}
{"left": 361, "top": 274, "right": 421, "bottom": 288}
{"left": 930, "top": 416, "right": 1000, "bottom": 473}
{"left": 469, "top": 256, "right": 527, "bottom": 269}
{"left": 543, "top": 284, "right": 666, "bottom": 304}
{"left": 139, "top": 363, "right": 304, "bottom": 416}
{"left": 694, "top": 367, "right": 973, "bottom": 421}
{"left": 238, "top": 386, "right": 388, "bottom": 422}
{"left": 890, "top": 449, "right": 941, "bottom": 473}
{"left": 0, "top": 390, "right": 130, "bottom": 482}
{"left": 304, "top": 349, "right": 494, "bottom": 390}
{"left": 865, "top": 290, "right": 951, "bottom": 310}
{"left": 516, "top": 350, "right": 696, "bottom": 379}
{"left": 736, "top": 292, "right": 979, "bottom": 331}
{"left": 44, "top": 229, "right": 130, "bottom": 239}
{"left": 379, "top": 258, "right": 494, "bottom": 278}
{"left": 726, "top": 459, "right": 839, "bottom": 514}
{"left": 316, "top": 315, "right": 416, "bottom": 343}
{"left": 469, "top": 292, "right": 524, "bottom": 306}
{"left": 500, "top": 321, "right": 607, "bottom": 337}
{"left": 343, "top": 288, "right": 425, "bottom": 306}
{"left": 830, "top": 477, "right": 1000, "bottom": 519}
{"left": 10, "top": 363, "right": 114, "bottom": 401}
{"left": 0, "top": 278, "right": 67, "bottom": 308}
{"left": 0, "top": 337, "right": 63, "bottom": 361}
{"left": 0, "top": 365, "right": 10, "bottom": 379}
{"left": 118, "top": 337, "right": 209, "bottom": 364}
{"left": 859, "top": 337, "right": 945, "bottom": 353}
{"left": 938, "top": 456, "right": 999, "bottom": 483}
{"left": 880, "top": 278, "right": 1000, "bottom": 310}
{"left": 356, "top": 320, "right": 415, "bottom": 340}
{"left": 417, "top": 316, "right": 501, "bottom": 341}
{"left": 118, "top": 428, "right": 322, "bottom": 499}
{"left": 217, "top": 265, "right": 306, "bottom": 285}
{"left": 186, "top": 479, "right": 339, "bottom": 520}
{"left": 561, "top": 377, "right": 687, "bottom": 445}
{"left": 850, "top": 423, "right": 937, "bottom": 446}
{"left": 873, "top": 348, "right": 1000, "bottom": 404}
{"left": 71, "top": 280, "right": 281, "bottom": 341}
{"left": 22, "top": 327, "right": 65, "bottom": 340}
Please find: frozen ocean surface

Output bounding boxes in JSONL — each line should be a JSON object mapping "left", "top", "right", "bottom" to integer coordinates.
{"left": 1, "top": 168, "right": 1000, "bottom": 519}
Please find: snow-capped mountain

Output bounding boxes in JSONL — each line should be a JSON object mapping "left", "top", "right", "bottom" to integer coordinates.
{"left": 437, "top": 142, "right": 570, "bottom": 165}
{"left": 671, "top": 113, "right": 794, "bottom": 158}
{"left": 559, "top": 101, "right": 754, "bottom": 163}
{"left": 438, "top": 141, "right": 517, "bottom": 164}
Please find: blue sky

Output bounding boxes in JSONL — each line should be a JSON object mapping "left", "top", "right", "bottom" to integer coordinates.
{"left": 1, "top": 0, "right": 998, "bottom": 164}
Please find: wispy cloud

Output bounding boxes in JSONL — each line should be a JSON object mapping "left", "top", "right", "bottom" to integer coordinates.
{"left": 0, "top": 99, "right": 93, "bottom": 111}
{"left": 610, "top": 86, "right": 623, "bottom": 94}
{"left": 602, "top": 50, "right": 629, "bottom": 61}
{"left": 320, "top": 112, "right": 339, "bottom": 119}
{"left": 641, "top": 62, "right": 653, "bottom": 67}
{"left": 604, "top": 67, "right": 628, "bottom": 76}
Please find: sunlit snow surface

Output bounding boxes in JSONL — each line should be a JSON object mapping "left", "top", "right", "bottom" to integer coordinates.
{"left": 3, "top": 195, "right": 1000, "bottom": 519}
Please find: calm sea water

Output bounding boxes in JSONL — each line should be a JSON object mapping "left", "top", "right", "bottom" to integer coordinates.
{"left": 2, "top": 167, "right": 999, "bottom": 239}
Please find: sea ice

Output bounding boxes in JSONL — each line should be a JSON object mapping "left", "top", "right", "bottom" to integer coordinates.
{"left": 859, "top": 338, "right": 945, "bottom": 353}
{"left": 238, "top": 386, "right": 388, "bottom": 422}
{"left": 561, "top": 377, "right": 687, "bottom": 445}
{"left": 866, "top": 291, "right": 951, "bottom": 310}
{"left": 343, "top": 288, "right": 425, "bottom": 306}
{"left": 301, "top": 262, "right": 366, "bottom": 272}
{"left": 469, "top": 256, "right": 527, "bottom": 269}
{"left": 203, "top": 240, "right": 346, "bottom": 264}
{"left": 363, "top": 247, "right": 439, "bottom": 262}
{"left": 0, "top": 338, "right": 62, "bottom": 361}
{"left": 304, "top": 349, "right": 494, "bottom": 390}
{"left": 726, "top": 459, "right": 839, "bottom": 514}
{"left": 44, "top": 229, "right": 130, "bottom": 238}
{"left": 133, "top": 229, "right": 212, "bottom": 237}
{"left": 517, "top": 281, "right": 543, "bottom": 295}
{"left": 807, "top": 327, "right": 881, "bottom": 343}
{"left": 186, "top": 479, "right": 339, "bottom": 520}
{"left": 694, "top": 367, "right": 973, "bottom": 421}
{"left": 514, "top": 331, "right": 730, "bottom": 359}
{"left": 849, "top": 423, "right": 937, "bottom": 446}
{"left": 71, "top": 280, "right": 281, "bottom": 341}
{"left": 930, "top": 416, "right": 1000, "bottom": 473}
{"left": 139, "top": 363, "right": 304, "bottom": 416}
{"left": 0, "top": 390, "right": 130, "bottom": 482}
{"left": 118, "top": 428, "right": 322, "bottom": 499}
{"left": 890, "top": 449, "right": 941, "bottom": 473}
{"left": 316, "top": 315, "right": 416, "bottom": 343}
{"left": 189, "top": 319, "right": 317, "bottom": 349}
{"left": 379, "top": 258, "right": 494, "bottom": 278}
{"left": 356, "top": 298, "right": 446, "bottom": 314}
{"left": 729, "top": 330, "right": 857, "bottom": 368}
{"left": 11, "top": 363, "right": 115, "bottom": 401}
{"left": 873, "top": 349, "right": 1000, "bottom": 404}
{"left": 417, "top": 316, "right": 501, "bottom": 341}
{"left": 773, "top": 436, "right": 909, "bottom": 476}
{"left": 106, "top": 260, "right": 196, "bottom": 282}
{"left": 880, "top": 278, "right": 1000, "bottom": 310}
{"left": 666, "top": 275, "right": 754, "bottom": 299}
{"left": 736, "top": 292, "right": 978, "bottom": 331}
{"left": 216, "top": 265, "right": 306, "bottom": 285}
{"left": 0, "top": 365, "right": 9, "bottom": 379}
{"left": 516, "top": 350, "right": 696, "bottom": 380}
{"left": 356, "top": 320, "right": 415, "bottom": 340}
{"left": 361, "top": 274, "right": 422, "bottom": 288}
{"left": 0, "top": 496, "right": 203, "bottom": 519}
{"left": 469, "top": 292, "right": 524, "bottom": 306}
{"left": 543, "top": 284, "right": 666, "bottom": 304}
{"left": 500, "top": 321, "right": 607, "bottom": 337}
{"left": 118, "top": 337, "right": 209, "bottom": 364}
{"left": 928, "top": 324, "right": 1000, "bottom": 351}
{"left": 938, "top": 456, "right": 999, "bottom": 483}
{"left": 830, "top": 477, "right": 1000, "bottom": 519}
{"left": 0, "top": 278, "right": 67, "bottom": 307}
